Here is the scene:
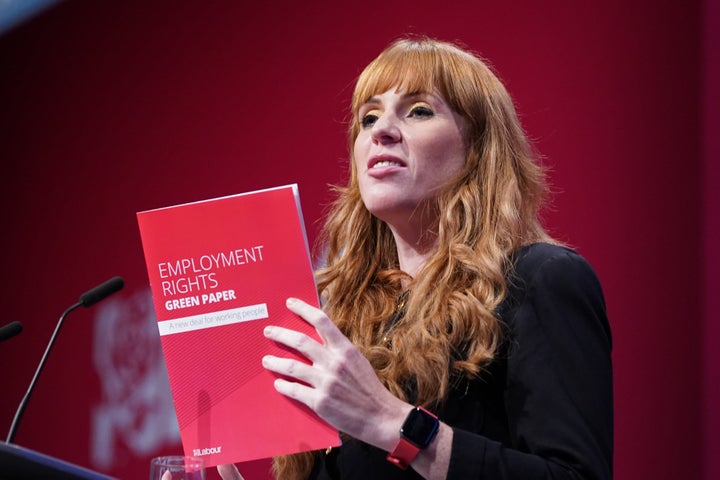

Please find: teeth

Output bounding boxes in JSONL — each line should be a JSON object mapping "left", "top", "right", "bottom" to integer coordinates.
{"left": 372, "top": 160, "right": 401, "bottom": 168}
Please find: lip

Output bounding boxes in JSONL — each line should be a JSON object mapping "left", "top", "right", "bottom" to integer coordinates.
{"left": 367, "top": 154, "right": 406, "bottom": 170}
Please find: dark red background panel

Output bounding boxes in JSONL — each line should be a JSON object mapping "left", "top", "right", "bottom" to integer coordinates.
{"left": 0, "top": 1, "right": 716, "bottom": 479}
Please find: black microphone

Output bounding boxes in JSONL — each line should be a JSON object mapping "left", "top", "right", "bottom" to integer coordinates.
{"left": 5, "top": 276, "right": 125, "bottom": 444}
{"left": 79, "top": 276, "right": 125, "bottom": 307}
{"left": 0, "top": 321, "right": 23, "bottom": 342}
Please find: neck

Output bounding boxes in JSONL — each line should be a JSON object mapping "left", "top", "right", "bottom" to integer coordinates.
{"left": 389, "top": 224, "right": 438, "bottom": 280}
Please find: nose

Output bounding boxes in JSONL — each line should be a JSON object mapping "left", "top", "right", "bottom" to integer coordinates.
{"left": 371, "top": 113, "right": 401, "bottom": 144}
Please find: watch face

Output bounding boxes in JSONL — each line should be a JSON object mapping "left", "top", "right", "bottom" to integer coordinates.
{"left": 401, "top": 407, "right": 439, "bottom": 447}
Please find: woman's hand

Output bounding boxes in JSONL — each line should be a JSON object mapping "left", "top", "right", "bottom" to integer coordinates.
{"left": 261, "top": 297, "right": 410, "bottom": 452}
{"left": 216, "top": 464, "right": 244, "bottom": 480}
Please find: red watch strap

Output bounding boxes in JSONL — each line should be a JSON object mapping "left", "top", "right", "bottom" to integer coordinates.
{"left": 386, "top": 438, "right": 420, "bottom": 470}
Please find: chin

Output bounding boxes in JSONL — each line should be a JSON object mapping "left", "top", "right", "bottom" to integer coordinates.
{"left": 365, "top": 200, "right": 418, "bottom": 222}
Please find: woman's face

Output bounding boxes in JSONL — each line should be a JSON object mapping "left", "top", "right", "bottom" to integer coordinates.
{"left": 354, "top": 88, "right": 467, "bottom": 229}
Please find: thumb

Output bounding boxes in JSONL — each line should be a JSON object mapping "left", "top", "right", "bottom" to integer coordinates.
{"left": 217, "top": 464, "right": 245, "bottom": 480}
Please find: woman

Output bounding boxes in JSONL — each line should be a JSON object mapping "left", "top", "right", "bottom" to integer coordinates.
{"left": 220, "top": 37, "right": 613, "bottom": 480}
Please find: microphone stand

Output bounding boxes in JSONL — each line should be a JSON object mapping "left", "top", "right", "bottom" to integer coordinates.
{"left": 5, "top": 275, "right": 123, "bottom": 444}
{"left": 5, "top": 301, "right": 82, "bottom": 444}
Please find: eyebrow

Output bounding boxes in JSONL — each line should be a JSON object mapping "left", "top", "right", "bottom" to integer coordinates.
{"left": 362, "top": 91, "right": 433, "bottom": 106}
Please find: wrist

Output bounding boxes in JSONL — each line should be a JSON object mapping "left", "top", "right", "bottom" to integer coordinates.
{"left": 386, "top": 406, "right": 440, "bottom": 470}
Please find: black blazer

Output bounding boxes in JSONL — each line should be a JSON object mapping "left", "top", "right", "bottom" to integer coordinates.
{"left": 310, "top": 243, "right": 613, "bottom": 480}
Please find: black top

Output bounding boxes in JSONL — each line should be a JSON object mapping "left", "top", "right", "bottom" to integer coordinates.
{"left": 309, "top": 243, "right": 613, "bottom": 480}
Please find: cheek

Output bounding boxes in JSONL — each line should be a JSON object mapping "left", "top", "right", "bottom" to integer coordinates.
{"left": 442, "top": 127, "right": 468, "bottom": 171}
{"left": 353, "top": 138, "right": 368, "bottom": 191}
{"left": 353, "top": 136, "right": 366, "bottom": 169}
{"left": 353, "top": 144, "right": 362, "bottom": 168}
{"left": 421, "top": 133, "right": 466, "bottom": 175}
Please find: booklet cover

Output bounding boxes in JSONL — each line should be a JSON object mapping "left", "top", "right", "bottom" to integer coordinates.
{"left": 137, "top": 184, "right": 339, "bottom": 467}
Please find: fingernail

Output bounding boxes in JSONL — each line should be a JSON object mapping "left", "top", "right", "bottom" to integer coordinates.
{"left": 286, "top": 297, "right": 297, "bottom": 306}
{"left": 264, "top": 326, "right": 273, "bottom": 336}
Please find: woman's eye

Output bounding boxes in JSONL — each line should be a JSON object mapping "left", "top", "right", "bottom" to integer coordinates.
{"left": 360, "top": 113, "right": 379, "bottom": 128}
{"left": 409, "top": 106, "right": 434, "bottom": 118}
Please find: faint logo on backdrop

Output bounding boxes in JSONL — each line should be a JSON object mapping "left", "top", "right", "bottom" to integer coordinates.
{"left": 91, "top": 288, "right": 180, "bottom": 469}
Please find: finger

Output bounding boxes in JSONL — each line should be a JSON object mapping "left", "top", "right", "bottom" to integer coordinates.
{"left": 217, "top": 464, "right": 244, "bottom": 480}
{"left": 262, "top": 355, "right": 316, "bottom": 384}
{"left": 285, "top": 297, "right": 347, "bottom": 345}
{"left": 273, "top": 377, "right": 316, "bottom": 407}
{"left": 264, "top": 325, "right": 326, "bottom": 362}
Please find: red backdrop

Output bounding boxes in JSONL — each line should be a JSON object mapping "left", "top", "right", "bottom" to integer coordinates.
{"left": 1, "top": 1, "right": 717, "bottom": 479}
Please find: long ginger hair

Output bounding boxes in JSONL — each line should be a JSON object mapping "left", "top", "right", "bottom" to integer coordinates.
{"left": 274, "top": 37, "right": 552, "bottom": 479}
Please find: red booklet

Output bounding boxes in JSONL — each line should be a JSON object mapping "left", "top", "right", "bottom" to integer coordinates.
{"left": 137, "top": 184, "right": 339, "bottom": 467}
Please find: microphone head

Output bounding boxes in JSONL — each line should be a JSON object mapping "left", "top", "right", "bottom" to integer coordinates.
{"left": 79, "top": 276, "right": 125, "bottom": 307}
{"left": 0, "top": 321, "right": 23, "bottom": 342}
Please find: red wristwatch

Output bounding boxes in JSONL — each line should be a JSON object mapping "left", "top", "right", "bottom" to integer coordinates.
{"left": 386, "top": 406, "right": 440, "bottom": 470}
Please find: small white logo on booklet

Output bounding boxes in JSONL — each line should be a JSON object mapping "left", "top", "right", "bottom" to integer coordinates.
{"left": 193, "top": 446, "right": 222, "bottom": 456}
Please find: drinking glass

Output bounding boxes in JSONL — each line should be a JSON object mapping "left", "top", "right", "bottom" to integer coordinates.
{"left": 149, "top": 455, "right": 205, "bottom": 480}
